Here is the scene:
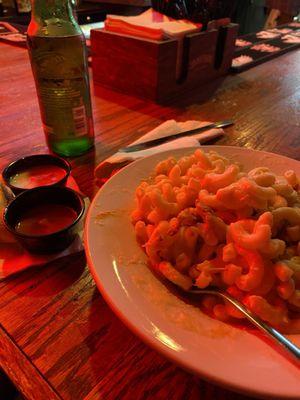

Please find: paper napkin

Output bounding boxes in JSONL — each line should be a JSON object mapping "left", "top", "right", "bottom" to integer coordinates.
{"left": 94, "top": 119, "right": 224, "bottom": 185}
{"left": 105, "top": 8, "right": 201, "bottom": 41}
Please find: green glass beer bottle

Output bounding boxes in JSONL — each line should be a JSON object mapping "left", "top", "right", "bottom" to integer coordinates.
{"left": 27, "top": 0, "right": 94, "bottom": 156}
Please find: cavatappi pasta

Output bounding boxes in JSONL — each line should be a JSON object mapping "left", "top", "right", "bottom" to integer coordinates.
{"left": 131, "top": 149, "right": 300, "bottom": 334}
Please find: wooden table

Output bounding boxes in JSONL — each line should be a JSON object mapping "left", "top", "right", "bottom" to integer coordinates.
{"left": 0, "top": 43, "right": 299, "bottom": 400}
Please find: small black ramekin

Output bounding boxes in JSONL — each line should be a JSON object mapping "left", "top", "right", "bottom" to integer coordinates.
{"left": 3, "top": 186, "right": 85, "bottom": 253}
{"left": 2, "top": 154, "right": 71, "bottom": 195}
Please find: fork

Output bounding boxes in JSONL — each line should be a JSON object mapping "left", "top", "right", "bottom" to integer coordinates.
{"left": 183, "top": 285, "right": 300, "bottom": 361}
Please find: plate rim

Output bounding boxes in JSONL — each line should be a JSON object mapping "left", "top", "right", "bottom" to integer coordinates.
{"left": 85, "top": 145, "right": 300, "bottom": 399}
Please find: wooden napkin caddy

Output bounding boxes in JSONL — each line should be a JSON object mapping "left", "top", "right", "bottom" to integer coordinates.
{"left": 91, "top": 23, "right": 238, "bottom": 103}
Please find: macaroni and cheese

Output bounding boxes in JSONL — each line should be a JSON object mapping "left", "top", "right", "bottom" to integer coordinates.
{"left": 131, "top": 149, "right": 300, "bottom": 334}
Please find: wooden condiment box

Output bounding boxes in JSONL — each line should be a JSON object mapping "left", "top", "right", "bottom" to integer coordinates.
{"left": 91, "top": 23, "right": 238, "bottom": 103}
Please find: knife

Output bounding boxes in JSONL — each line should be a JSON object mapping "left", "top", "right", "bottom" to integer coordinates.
{"left": 119, "top": 120, "right": 233, "bottom": 153}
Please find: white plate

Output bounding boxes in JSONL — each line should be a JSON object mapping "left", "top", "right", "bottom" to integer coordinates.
{"left": 85, "top": 146, "right": 300, "bottom": 399}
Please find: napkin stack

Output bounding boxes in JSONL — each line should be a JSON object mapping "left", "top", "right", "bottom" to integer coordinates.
{"left": 94, "top": 119, "right": 224, "bottom": 185}
{"left": 105, "top": 8, "right": 201, "bottom": 41}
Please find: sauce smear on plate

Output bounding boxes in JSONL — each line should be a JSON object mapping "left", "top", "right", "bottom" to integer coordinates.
{"left": 10, "top": 164, "right": 66, "bottom": 189}
{"left": 15, "top": 204, "right": 77, "bottom": 235}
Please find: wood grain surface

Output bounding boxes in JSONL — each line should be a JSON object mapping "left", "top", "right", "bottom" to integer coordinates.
{"left": 0, "top": 43, "right": 300, "bottom": 400}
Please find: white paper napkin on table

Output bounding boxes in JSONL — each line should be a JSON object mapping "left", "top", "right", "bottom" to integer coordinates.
{"left": 94, "top": 120, "right": 224, "bottom": 182}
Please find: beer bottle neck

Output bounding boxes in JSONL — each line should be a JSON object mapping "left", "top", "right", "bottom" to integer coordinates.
{"left": 28, "top": 0, "right": 81, "bottom": 36}
{"left": 31, "top": 0, "right": 73, "bottom": 20}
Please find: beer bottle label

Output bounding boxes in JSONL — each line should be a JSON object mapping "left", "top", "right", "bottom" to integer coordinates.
{"left": 28, "top": 35, "right": 93, "bottom": 139}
